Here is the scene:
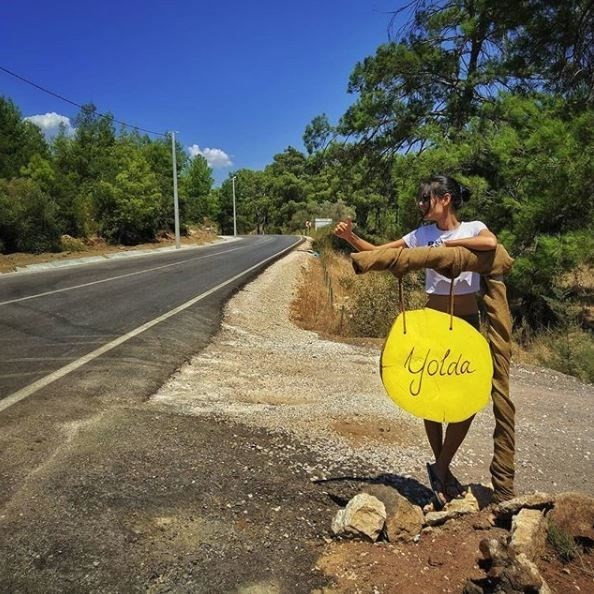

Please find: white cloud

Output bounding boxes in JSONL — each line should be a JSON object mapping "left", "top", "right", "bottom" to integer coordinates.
{"left": 24, "top": 112, "right": 75, "bottom": 139}
{"left": 187, "top": 144, "right": 233, "bottom": 168}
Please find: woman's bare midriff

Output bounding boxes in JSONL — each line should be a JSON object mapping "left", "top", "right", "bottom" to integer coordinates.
{"left": 426, "top": 293, "right": 479, "bottom": 316}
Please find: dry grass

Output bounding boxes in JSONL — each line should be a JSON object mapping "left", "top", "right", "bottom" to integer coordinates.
{"left": 514, "top": 324, "right": 594, "bottom": 383}
{"left": 558, "top": 263, "right": 594, "bottom": 295}
{"left": 291, "top": 250, "right": 354, "bottom": 336}
{"left": 291, "top": 247, "right": 425, "bottom": 339}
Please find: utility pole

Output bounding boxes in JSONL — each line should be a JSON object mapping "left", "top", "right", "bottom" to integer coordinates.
{"left": 232, "top": 175, "right": 237, "bottom": 237}
{"left": 171, "top": 131, "right": 181, "bottom": 249}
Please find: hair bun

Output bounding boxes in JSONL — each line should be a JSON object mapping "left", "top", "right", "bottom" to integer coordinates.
{"left": 459, "top": 186, "right": 472, "bottom": 204}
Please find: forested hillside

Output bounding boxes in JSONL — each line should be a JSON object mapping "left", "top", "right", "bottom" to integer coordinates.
{"left": 1, "top": 0, "right": 592, "bottom": 355}
{"left": 0, "top": 100, "right": 215, "bottom": 250}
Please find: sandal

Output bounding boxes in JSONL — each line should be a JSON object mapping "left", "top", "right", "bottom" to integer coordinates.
{"left": 445, "top": 472, "right": 466, "bottom": 499}
{"left": 426, "top": 463, "right": 447, "bottom": 510}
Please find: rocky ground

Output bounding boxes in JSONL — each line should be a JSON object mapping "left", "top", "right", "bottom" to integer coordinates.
{"left": 1, "top": 243, "right": 592, "bottom": 593}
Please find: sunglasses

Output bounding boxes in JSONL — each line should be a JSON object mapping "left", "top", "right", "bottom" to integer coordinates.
{"left": 419, "top": 193, "right": 432, "bottom": 204}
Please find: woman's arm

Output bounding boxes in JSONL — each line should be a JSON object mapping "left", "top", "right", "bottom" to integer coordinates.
{"left": 334, "top": 218, "right": 407, "bottom": 252}
{"left": 444, "top": 229, "right": 497, "bottom": 251}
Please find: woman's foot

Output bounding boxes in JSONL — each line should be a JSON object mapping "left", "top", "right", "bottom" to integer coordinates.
{"left": 426, "top": 463, "right": 448, "bottom": 509}
{"left": 445, "top": 470, "right": 466, "bottom": 499}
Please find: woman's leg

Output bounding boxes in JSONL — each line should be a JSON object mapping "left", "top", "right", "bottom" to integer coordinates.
{"left": 435, "top": 416, "right": 475, "bottom": 492}
{"left": 424, "top": 300, "right": 479, "bottom": 501}
{"left": 424, "top": 421, "right": 447, "bottom": 506}
{"left": 424, "top": 420, "right": 443, "bottom": 460}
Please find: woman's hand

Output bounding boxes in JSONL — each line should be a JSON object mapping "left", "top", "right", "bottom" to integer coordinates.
{"left": 333, "top": 219, "right": 403, "bottom": 252}
{"left": 334, "top": 217, "right": 353, "bottom": 239}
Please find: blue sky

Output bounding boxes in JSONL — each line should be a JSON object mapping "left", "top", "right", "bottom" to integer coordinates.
{"left": 1, "top": 1, "right": 408, "bottom": 184}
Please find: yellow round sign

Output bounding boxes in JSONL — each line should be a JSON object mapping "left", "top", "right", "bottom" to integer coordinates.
{"left": 381, "top": 308, "right": 493, "bottom": 423}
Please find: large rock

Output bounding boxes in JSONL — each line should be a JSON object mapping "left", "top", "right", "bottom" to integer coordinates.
{"left": 476, "top": 538, "right": 552, "bottom": 593}
{"left": 363, "top": 484, "right": 423, "bottom": 542}
{"left": 479, "top": 537, "right": 510, "bottom": 568}
{"left": 504, "top": 553, "right": 552, "bottom": 594}
{"left": 492, "top": 492, "right": 555, "bottom": 519}
{"left": 509, "top": 508, "right": 548, "bottom": 561}
{"left": 447, "top": 489, "right": 479, "bottom": 514}
{"left": 331, "top": 493, "right": 386, "bottom": 542}
{"left": 425, "top": 510, "right": 453, "bottom": 527}
{"left": 424, "top": 490, "right": 479, "bottom": 526}
{"left": 547, "top": 491, "right": 594, "bottom": 542}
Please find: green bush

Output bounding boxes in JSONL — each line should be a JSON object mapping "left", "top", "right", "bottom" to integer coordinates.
{"left": 0, "top": 178, "right": 60, "bottom": 253}
{"left": 508, "top": 232, "right": 594, "bottom": 328}
{"left": 91, "top": 152, "right": 162, "bottom": 245}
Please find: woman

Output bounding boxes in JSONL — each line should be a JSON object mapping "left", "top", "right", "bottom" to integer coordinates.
{"left": 334, "top": 175, "right": 497, "bottom": 508}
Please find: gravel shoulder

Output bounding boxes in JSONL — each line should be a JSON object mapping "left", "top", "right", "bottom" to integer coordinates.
{"left": 153, "top": 245, "right": 594, "bottom": 497}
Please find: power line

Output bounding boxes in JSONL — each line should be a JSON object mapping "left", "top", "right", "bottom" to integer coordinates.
{"left": 0, "top": 64, "right": 167, "bottom": 137}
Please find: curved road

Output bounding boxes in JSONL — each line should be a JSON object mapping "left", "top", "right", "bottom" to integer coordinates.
{"left": 0, "top": 235, "right": 301, "bottom": 412}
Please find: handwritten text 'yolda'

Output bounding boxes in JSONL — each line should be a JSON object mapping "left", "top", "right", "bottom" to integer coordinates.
{"left": 404, "top": 347, "right": 475, "bottom": 396}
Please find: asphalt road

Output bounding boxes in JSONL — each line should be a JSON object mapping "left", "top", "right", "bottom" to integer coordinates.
{"left": 0, "top": 234, "right": 334, "bottom": 592}
{"left": 0, "top": 235, "right": 301, "bottom": 411}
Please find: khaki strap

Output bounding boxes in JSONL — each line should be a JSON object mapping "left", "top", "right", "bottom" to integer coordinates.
{"left": 398, "top": 277, "right": 407, "bottom": 334}
{"left": 449, "top": 278, "right": 455, "bottom": 330}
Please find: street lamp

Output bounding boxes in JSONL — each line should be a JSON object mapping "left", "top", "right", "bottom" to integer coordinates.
{"left": 231, "top": 175, "right": 237, "bottom": 237}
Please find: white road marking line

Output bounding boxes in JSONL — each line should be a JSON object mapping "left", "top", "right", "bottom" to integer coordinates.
{"left": 0, "top": 372, "right": 55, "bottom": 379}
{"left": 0, "top": 245, "right": 245, "bottom": 307}
{"left": 2, "top": 357, "right": 76, "bottom": 362}
{"left": 0, "top": 336, "right": 118, "bottom": 344}
{"left": 0, "top": 239, "right": 300, "bottom": 413}
{"left": 1, "top": 341, "right": 114, "bottom": 348}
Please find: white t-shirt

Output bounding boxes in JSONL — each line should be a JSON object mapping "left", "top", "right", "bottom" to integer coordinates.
{"left": 402, "top": 221, "right": 487, "bottom": 295}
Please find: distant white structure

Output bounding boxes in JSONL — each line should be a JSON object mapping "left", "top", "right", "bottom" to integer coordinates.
{"left": 314, "top": 218, "right": 333, "bottom": 230}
